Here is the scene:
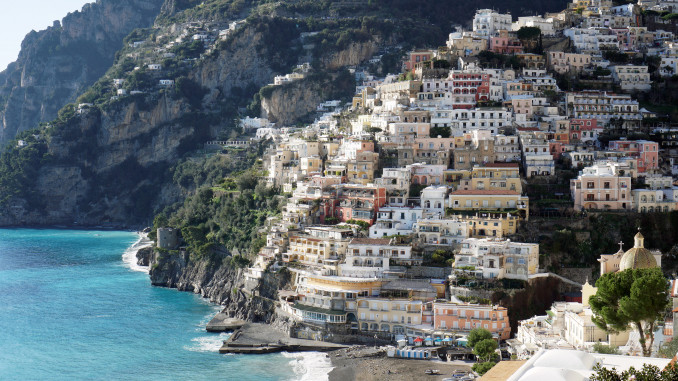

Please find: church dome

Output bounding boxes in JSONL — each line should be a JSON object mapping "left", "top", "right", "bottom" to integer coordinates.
{"left": 619, "top": 231, "right": 657, "bottom": 271}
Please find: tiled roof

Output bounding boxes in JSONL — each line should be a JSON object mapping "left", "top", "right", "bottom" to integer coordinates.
{"left": 482, "top": 162, "right": 519, "bottom": 168}
{"left": 450, "top": 190, "right": 521, "bottom": 195}
{"left": 350, "top": 238, "right": 392, "bottom": 245}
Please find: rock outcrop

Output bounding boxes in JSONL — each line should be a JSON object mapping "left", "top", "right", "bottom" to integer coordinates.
{"left": 0, "top": 0, "right": 165, "bottom": 148}
{"left": 146, "top": 248, "right": 292, "bottom": 323}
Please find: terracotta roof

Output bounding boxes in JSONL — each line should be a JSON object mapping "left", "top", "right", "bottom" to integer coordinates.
{"left": 480, "top": 360, "right": 527, "bottom": 380}
{"left": 349, "top": 238, "right": 392, "bottom": 245}
{"left": 483, "top": 162, "right": 520, "bottom": 168}
{"left": 450, "top": 190, "right": 521, "bottom": 195}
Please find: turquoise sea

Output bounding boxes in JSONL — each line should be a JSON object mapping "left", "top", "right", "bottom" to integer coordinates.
{"left": 0, "top": 229, "right": 329, "bottom": 380}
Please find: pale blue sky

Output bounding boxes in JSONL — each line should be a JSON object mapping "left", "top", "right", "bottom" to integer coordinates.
{"left": 0, "top": 1, "right": 93, "bottom": 71}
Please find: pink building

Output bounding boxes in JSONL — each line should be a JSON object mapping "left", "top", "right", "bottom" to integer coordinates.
{"left": 433, "top": 302, "right": 511, "bottom": 340}
{"left": 355, "top": 140, "right": 375, "bottom": 153}
{"left": 608, "top": 139, "right": 658, "bottom": 173}
{"left": 570, "top": 162, "right": 632, "bottom": 211}
{"left": 310, "top": 175, "right": 343, "bottom": 188}
{"left": 490, "top": 31, "right": 524, "bottom": 55}
{"left": 319, "top": 184, "right": 387, "bottom": 224}
{"left": 409, "top": 163, "right": 446, "bottom": 186}
{"left": 570, "top": 119, "right": 599, "bottom": 143}
{"left": 549, "top": 141, "right": 567, "bottom": 159}
{"left": 404, "top": 50, "right": 434, "bottom": 71}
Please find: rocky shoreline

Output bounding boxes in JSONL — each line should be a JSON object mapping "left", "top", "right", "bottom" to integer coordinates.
{"left": 135, "top": 243, "right": 294, "bottom": 325}
{"left": 133, "top": 243, "right": 474, "bottom": 380}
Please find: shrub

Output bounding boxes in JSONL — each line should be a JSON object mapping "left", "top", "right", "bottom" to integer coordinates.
{"left": 472, "top": 362, "right": 496, "bottom": 375}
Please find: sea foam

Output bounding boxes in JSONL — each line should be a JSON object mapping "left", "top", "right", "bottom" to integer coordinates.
{"left": 184, "top": 332, "right": 231, "bottom": 353}
{"left": 282, "top": 351, "right": 334, "bottom": 381}
{"left": 121, "top": 233, "right": 152, "bottom": 273}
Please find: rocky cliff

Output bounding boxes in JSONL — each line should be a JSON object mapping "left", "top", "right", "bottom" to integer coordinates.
{"left": 0, "top": 0, "right": 165, "bottom": 148}
{"left": 0, "top": 19, "right": 299, "bottom": 227}
{"left": 261, "top": 40, "right": 376, "bottom": 125}
{"left": 141, "top": 248, "right": 292, "bottom": 323}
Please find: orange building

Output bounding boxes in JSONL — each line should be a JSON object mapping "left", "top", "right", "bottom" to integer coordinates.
{"left": 433, "top": 302, "right": 511, "bottom": 340}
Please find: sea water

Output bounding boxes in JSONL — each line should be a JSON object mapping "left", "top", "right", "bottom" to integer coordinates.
{"left": 0, "top": 229, "right": 330, "bottom": 380}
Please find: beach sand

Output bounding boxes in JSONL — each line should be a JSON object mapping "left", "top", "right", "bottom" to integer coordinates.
{"left": 328, "top": 346, "right": 473, "bottom": 381}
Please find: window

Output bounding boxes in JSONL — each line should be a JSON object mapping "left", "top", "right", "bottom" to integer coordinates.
{"left": 587, "top": 182, "right": 594, "bottom": 189}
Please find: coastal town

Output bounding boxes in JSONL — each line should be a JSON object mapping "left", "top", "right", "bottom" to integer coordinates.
{"left": 148, "top": 0, "right": 678, "bottom": 379}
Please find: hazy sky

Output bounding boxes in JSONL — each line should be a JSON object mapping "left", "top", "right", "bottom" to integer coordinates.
{"left": 0, "top": 1, "right": 93, "bottom": 71}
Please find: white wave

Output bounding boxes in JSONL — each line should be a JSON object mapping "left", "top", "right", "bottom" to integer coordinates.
{"left": 184, "top": 332, "right": 231, "bottom": 353}
{"left": 121, "top": 232, "right": 153, "bottom": 273}
{"left": 282, "top": 351, "right": 333, "bottom": 381}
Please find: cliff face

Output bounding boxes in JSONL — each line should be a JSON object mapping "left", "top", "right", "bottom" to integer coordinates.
{"left": 261, "top": 40, "right": 375, "bottom": 125}
{"left": 144, "top": 248, "right": 292, "bottom": 322}
{"left": 322, "top": 40, "right": 379, "bottom": 70}
{"left": 0, "top": 0, "right": 165, "bottom": 148}
{"left": 0, "top": 21, "right": 298, "bottom": 227}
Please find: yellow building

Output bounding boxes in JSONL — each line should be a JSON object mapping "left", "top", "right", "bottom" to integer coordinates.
{"left": 449, "top": 190, "right": 529, "bottom": 220}
{"left": 300, "top": 156, "right": 322, "bottom": 175}
{"left": 356, "top": 298, "right": 423, "bottom": 334}
{"left": 456, "top": 212, "right": 520, "bottom": 238}
{"left": 347, "top": 151, "right": 379, "bottom": 185}
{"left": 282, "top": 226, "right": 353, "bottom": 274}
{"left": 321, "top": 141, "right": 340, "bottom": 157}
{"left": 459, "top": 163, "right": 522, "bottom": 193}
{"left": 443, "top": 169, "right": 472, "bottom": 188}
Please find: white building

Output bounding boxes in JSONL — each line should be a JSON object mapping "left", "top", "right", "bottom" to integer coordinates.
{"left": 413, "top": 217, "right": 468, "bottom": 246}
{"left": 453, "top": 238, "right": 539, "bottom": 280}
{"left": 369, "top": 206, "right": 423, "bottom": 238}
{"left": 339, "top": 238, "right": 415, "bottom": 278}
{"left": 564, "top": 28, "right": 619, "bottom": 52}
{"left": 421, "top": 185, "right": 448, "bottom": 217}
{"left": 610, "top": 65, "right": 651, "bottom": 92}
{"left": 512, "top": 16, "right": 555, "bottom": 36}
{"left": 240, "top": 116, "right": 272, "bottom": 130}
{"left": 659, "top": 42, "right": 678, "bottom": 77}
{"left": 473, "top": 9, "right": 512, "bottom": 39}
{"left": 494, "top": 134, "right": 521, "bottom": 162}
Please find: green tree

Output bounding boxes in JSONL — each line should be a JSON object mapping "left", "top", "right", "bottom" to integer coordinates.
{"left": 592, "top": 342, "right": 620, "bottom": 355}
{"left": 589, "top": 268, "right": 669, "bottom": 357}
{"left": 468, "top": 328, "right": 493, "bottom": 348}
{"left": 473, "top": 338, "right": 498, "bottom": 362}
{"left": 516, "top": 26, "right": 541, "bottom": 40}
{"left": 590, "top": 363, "right": 678, "bottom": 381}
{"left": 472, "top": 361, "right": 497, "bottom": 375}
{"left": 658, "top": 337, "right": 678, "bottom": 358}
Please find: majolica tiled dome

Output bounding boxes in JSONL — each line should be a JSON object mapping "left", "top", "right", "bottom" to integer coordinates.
{"left": 619, "top": 231, "right": 657, "bottom": 271}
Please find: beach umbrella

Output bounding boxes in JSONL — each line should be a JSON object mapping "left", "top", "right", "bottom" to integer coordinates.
{"left": 413, "top": 337, "right": 424, "bottom": 342}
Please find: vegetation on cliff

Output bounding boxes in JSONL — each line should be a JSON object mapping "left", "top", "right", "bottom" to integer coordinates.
{"left": 0, "top": 0, "right": 166, "bottom": 147}
{"left": 152, "top": 142, "right": 281, "bottom": 265}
